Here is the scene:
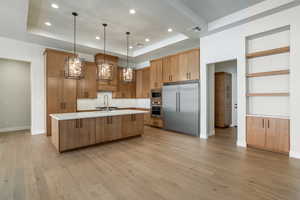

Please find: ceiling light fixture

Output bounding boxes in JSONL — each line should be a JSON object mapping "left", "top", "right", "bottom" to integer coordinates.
{"left": 122, "top": 32, "right": 134, "bottom": 82}
{"left": 168, "top": 28, "right": 173, "bottom": 32}
{"left": 64, "top": 12, "right": 85, "bottom": 79}
{"left": 129, "top": 9, "right": 136, "bottom": 14}
{"left": 96, "top": 36, "right": 100, "bottom": 40}
{"left": 45, "top": 22, "right": 52, "bottom": 26}
{"left": 145, "top": 38, "right": 150, "bottom": 42}
{"left": 97, "top": 24, "right": 113, "bottom": 81}
{"left": 129, "top": 46, "right": 133, "bottom": 49}
{"left": 51, "top": 3, "right": 59, "bottom": 9}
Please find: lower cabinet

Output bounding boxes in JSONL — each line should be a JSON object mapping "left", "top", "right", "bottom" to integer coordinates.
{"left": 53, "top": 114, "right": 145, "bottom": 152}
{"left": 59, "top": 118, "right": 96, "bottom": 152}
{"left": 122, "top": 114, "right": 144, "bottom": 138}
{"left": 246, "top": 116, "right": 290, "bottom": 153}
{"left": 96, "top": 116, "right": 122, "bottom": 143}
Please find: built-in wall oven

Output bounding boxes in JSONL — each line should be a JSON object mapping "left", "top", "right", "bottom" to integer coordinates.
{"left": 151, "top": 89, "right": 162, "bottom": 118}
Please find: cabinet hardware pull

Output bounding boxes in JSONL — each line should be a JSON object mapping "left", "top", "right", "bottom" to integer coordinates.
{"left": 75, "top": 120, "right": 77, "bottom": 128}
{"left": 268, "top": 120, "right": 270, "bottom": 128}
{"left": 60, "top": 102, "right": 64, "bottom": 109}
{"left": 80, "top": 119, "right": 83, "bottom": 128}
{"left": 262, "top": 119, "right": 264, "bottom": 128}
{"left": 170, "top": 75, "right": 172, "bottom": 81}
{"left": 186, "top": 73, "right": 189, "bottom": 79}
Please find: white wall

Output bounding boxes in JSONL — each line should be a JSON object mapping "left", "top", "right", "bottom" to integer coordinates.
{"left": 215, "top": 60, "right": 238, "bottom": 127}
{"left": 0, "top": 36, "right": 94, "bottom": 135}
{"left": 0, "top": 59, "right": 31, "bottom": 132}
{"left": 200, "top": 5, "right": 300, "bottom": 159}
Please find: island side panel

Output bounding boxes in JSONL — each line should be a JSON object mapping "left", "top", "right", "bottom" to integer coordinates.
{"left": 51, "top": 118, "right": 60, "bottom": 152}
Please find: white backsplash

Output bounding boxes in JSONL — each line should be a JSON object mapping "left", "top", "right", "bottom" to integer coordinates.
{"left": 77, "top": 92, "right": 150, "bottom": 111}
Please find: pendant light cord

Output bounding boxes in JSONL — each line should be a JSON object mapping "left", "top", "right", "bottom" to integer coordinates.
{"left": 126, "top": 32, "right": 130, "bottom": 68}
{"left": 72, "top": 12, "right": 77, "bottom": 56}
{"left": 103, "top": 24, "right": 107, "bottom": 64}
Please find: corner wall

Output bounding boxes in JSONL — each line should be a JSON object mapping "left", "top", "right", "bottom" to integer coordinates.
{"left": 200, "top": 5, "right": 300, "bottom": 158}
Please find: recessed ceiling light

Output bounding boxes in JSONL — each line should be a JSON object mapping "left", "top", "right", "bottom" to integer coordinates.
{"left": 45, "top": 22, "right": 52, "bottom": 26}
{"left": 129, "top": 9, "right": 136, "bottom": 14}
{"left": 129, "top": 46, "right": 133, "bottom": 49}
{"left": 51, "top": 3, "right": 59, "bottom": 9}
{"left": 145, "top": 38, "right": 150, "bottom": 42}
{"left": 168, "top": 28, "right": 173, "bottom": 32}
{"left": 96, "top": 36, "right": 100, "bottom": 40}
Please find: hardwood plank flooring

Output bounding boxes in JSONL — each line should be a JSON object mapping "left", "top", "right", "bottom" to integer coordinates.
{"left": 1, "top": 127, "right": 300, "bottom": 200}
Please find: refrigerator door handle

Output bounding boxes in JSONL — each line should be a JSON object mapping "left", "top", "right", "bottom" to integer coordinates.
{"left": 178, "top": 92, "right": 180, "bottom": 112}
{"left": 175, "top": 92, "right": 178, "bottom": 112}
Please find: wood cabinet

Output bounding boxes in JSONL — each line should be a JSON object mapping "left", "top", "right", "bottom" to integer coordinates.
{"left": 77, "top": 61, "right": 97, "bottom": 99}
{"left": 215, "top": 72, "right": 232, "bottom": 128}
{"left": 45, "top": 49, "right": 77, "bottom": 136}
{"left": 95, "top": 53, "right": 118, "bottom": 91}
{"left": 145, "top": 117, "right": 164, "bottom": 128}
{"left": 163, "top": 55, "right": 179, "bottom": 83}
{"left": 122, "top": 114, "right": 144, "bottom": 138}
{"left": 59, "top": 118, "right": 96, "bottom": 152}
{"left": 178, "top": 49, "right": 200, "bottom": 81}
{"left": 246, "top": 116, "right": 290, "bottom": 153}
{"left": 96, "top": 116, "right": 122, "bottom": 143}
{"left": 150, "top": 59, "right": 163, "bottom": 89}
{"left": 136, "top": 67, "right": 150, "bottom": 98}
{"left": 113, "top": 67, "right": 136, "bottom": 98}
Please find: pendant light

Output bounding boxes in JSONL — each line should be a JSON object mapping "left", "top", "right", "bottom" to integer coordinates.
{"left": 64, "top": 12, "right": 85, "bottom": 79}
{"left": 122, "top": 32, "right": 134, "bottom": 82}
{"left": 97, "top": 24, "right": 113, "bottom": 80}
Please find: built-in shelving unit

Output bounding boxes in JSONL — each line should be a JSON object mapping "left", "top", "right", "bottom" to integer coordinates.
{"left": 246, "top": 26, "right": 290, "bottom": 118}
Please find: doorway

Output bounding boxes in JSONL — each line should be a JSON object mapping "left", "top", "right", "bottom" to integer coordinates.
{"left": 207, "top": 60, "right": 237, "bottom": 142}
{"left": 0, "top": 58, "right": 31, "bottom": 133}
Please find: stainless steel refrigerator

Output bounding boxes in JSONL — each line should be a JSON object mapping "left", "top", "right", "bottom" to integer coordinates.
{"left": 162, "top": 82, "right": 199, "bottom": 136}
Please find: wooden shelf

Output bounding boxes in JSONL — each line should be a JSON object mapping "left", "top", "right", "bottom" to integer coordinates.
{"left": 246, "top": 93, "right": 289, "bottom": 97}
{"left": 247, "top": 70, "right": 290, "bottom": 78}
{"left": 246, "top": 46, "right": 290, "bottom": 59}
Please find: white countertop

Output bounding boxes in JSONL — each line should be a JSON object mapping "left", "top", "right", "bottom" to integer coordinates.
{"left": 50, "top": 110, "right": 149, "bottom": 120}
{"left": 246, "top": 114, "right": 290, "bottom": 119}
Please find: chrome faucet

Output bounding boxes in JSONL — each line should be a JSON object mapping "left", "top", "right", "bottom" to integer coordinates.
{"left": 103, "top": 95, "right": 109, "bottom": 111}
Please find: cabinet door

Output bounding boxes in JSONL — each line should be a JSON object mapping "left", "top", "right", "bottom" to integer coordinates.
{"left": 122, "top": 115, "right": 134, "bottom": 138}
{"left": 187, "top": 49, "right": 200, "bottom": 80}
{"left": 133, "top": 114, "right": 144, "bottom": 135}
{"left": 59, "top": 120, "right": 80, "bottom": 151}
{"left": 150, "top": 61, "right": 157, "bottom": 89}
{"left": 163, "top": 57, "right": 172, "bottom": 83}
{"left": 142, "top": 67, "right": 150, "bottom": 98}
{"left": 136, "top": 69, "right": 143, "bottom": 98}
{"left": 178, "top": 52, "right": 189, "bottom": 81}
{"left": 266, "top": 118, "right": 290, "bottom": 153}
{"left": 156, "top": 60, "right": 163, "bottom": 88}
{"left": 105, "top": 116, "right": 122, "bottom": 141}
{"left": 61, "top": 78, "right": 77, "bottom": 113}
{"left": 246, "top": 116, "right": 266, "bottom": 148}
{"left": 98, "top": 63, "right": 118, "bottom": 91}
{"left": 78, "top": 118, "right": 96, "bottom": 146}
{"left": 46, "top": 50, "right": 72, "bottom": 78}
{"left": 150, "top": 59, "right": 163, "bottom": 89}
{"left": 77, "top": 62, "right": 97, "bottom": 99}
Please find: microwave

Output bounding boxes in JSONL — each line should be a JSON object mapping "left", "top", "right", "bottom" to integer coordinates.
{"left": 151, "top": 89, "right": 162, "bottom": 98}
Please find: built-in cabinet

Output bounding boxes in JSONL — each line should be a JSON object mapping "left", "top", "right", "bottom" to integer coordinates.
{"left": 246, "top": 116, "right": 289, "bottom": 153}
{"left": 95, "top": 53, "right": 119, "bottom": 91}
{"left": 246, "top": 27, "right": 290, "bottom": 154}
{"left": 215, "top": 72, "right": 232, "bottom": 128}
{"left": 51, "top": 114, "right": 144, "bottom": 152}
{"left": 45, "top": 49, "right": 77, "bottom": 136}
{"left": 136, "top": 67, "right": 150, "bottom": 98}
{"left": 163, "top": 55, "right": 179, "bottom": 83}
{"left": 77, "top": 61, "right": 97, "bottom": 98}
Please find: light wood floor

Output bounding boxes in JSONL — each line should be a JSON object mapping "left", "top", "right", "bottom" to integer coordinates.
{"left": 1, "top": 127, "right": 300, "bottom": 200}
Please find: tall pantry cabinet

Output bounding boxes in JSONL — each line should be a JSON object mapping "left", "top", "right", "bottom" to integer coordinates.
{"left": 44, "top": 49, "right": 77, "bottom": 136}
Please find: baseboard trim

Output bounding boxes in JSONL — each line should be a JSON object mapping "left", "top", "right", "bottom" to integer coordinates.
{"left": 289, "top": 151, "right": 300, "bottom": 159}
{"left": 0, "top": 126, "right": 30, "bottom": 133}
{"left": 236, "top": 140, "right": 247, "bottom": 148}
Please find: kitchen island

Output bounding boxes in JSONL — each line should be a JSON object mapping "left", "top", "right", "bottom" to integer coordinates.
{"left": 50, "top": 110, "right": 148, "bottom": 152}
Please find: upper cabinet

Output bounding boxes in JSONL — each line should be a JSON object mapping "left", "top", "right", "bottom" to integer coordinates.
{"left": 95, "top": 53, "right": 118, "bottom": 91}
{"left": 160, "top": 48, "right": 200, "bottom": 86}
{"left": 113, "top": 67, "right": 136, "bottom": 98}
{"left": 136, "top": 67, "right": 150, "bottom": 98}
{"left": 77, "top": 61, "right": 97, "bottom": 99}
{"left": 150, "top": 59, "right": 163, "bottom": 89}
{"left": 178, "top": 49, "right": 200, "bottom": 81}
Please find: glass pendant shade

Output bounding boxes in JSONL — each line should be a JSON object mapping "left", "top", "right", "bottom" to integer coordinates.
{"left": 122, "top": 67, "right": 134, "bottom": 82}
{"left": 97, "top": 61, "right": 113, "bottom": 80}
{"left": 65, "top": 55, "right": 85, "bottom": 79}
{"left": 64, "top": 12, "right": 84, "bottom": 79}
